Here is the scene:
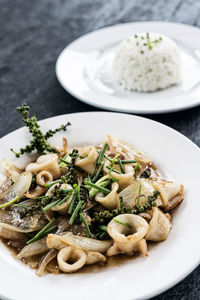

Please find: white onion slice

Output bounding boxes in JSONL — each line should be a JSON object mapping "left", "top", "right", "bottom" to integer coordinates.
{"left": 36, "top": 249, "right": 58, "bottom": 276}
{"left": 18, "top": 238, "right": 48, "bottom": 258}
{"left": 0, "top": 172, "right": 32, "bottom": 202}
{"left": 61, "top": 233, "right": 112, "bottom": 253}
{"left": 11, "top": 172, "right": 32, "bottom": 199}
{"left": 119, "top": 180, "right": 155, "bottom": 208}
{"left": 0, "top": 226, "right": 26, "bottom": 241}
{"left": 0, "top": 159, "right": 21, "bottom": 182}
{"left": 0, "top": 217, "right": 45, "bottom": 233}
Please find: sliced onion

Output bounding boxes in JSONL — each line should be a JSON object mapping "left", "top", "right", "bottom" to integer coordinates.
{"left": 56, "top": 217, "right": 70, "bottom": 234}
{"left": 36, "top": 218, "right": 70, "bottom": 276}
{"left": 0, "top": 207, "right": 46, "bottom": 233}
{"left": 119, "top": 180, "right": 155, "bottom": 208}
{"left": 18, "top": 238, "right": 49, "bottom": 259}
{"left": 0, "top": 172, "right": 32, "bottom": 202}
{"left": 0, "top": 202, "right": 47, "bottom": 232}
{"left": 7, "top": 240, "right": 26, "bottom": 249}
{"left": 0, "top": 178, "right": 13, "bottom": 196}
{"left": 25, "top": 185, "right": 46, "bottom": 199}
{"left": 0, "top": 226, "right": 27, "bottom": 241}
{"left": 0, "top": 221, "right": 43, "bottom": 233}
{"left": 36, "top": 249, "right": 58, "bottom": 276}
{"left": 11, "top": 172, "right": 32, "bottom": 199}
{"left": 119, "top": 184, "right": 137, "bottom": 208}
{"left": 0, "top": 210, "right": 14, "bottom": 223}
{"left": 0, "top": 159, "right": 21, "bottom": 182}
{"left": 61, "top": 233, "right": 112, "bottom": 253}
{"left": 45, "top": 210, "right": 55, "bottom": 222}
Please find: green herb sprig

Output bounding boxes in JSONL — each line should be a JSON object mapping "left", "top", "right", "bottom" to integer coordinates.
{"left": 134, "top": 33, "right": 163, "bottom": 51}
{"left": 0, "top": 196, "right": 19, "bottom": 209}
{"left": 80, "top": 212, "right": 92, "bottom": 238}
{"left": 85, "top": 181, "right": 110, "bottom": 195}
{"left": 101, "top": 153, "right": 137, "bottom": 164}
{"left": 26, "top": 218, "right": 57, "bottom": 245}
{"left": 69, "top": 200, "right": 83, "bottom": 225}
{"left": 113, "top": 218, "right": 132, "bottom": 229}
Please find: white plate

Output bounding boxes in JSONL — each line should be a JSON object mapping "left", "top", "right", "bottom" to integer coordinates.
{"left": 0, "top": 112, "right": 200, "bottom": 300}
{"left": 56, "top": 22, "right": 200, "bottom": 114}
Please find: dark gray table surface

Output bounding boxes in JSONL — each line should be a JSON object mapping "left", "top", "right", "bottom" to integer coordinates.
{"left": 0, "top": 0, "right": 199, "bottom": 299}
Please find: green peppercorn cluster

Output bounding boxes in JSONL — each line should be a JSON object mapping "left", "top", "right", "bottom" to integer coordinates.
{"left": 11, "top": 104, "right": 71, "bottom": 157}
{"left": 15, "top": 185, "right": 65, "bottom": 218}
{"left": 15, "top": 197, "right": 49, "bottom": 218}
{"left": 80, "top": 185, "right": 88, "bottom": 202}
{"left": 64, "top": 149, "right": 79, "bottom": 184}
{"left": 140, "top": 167, "right": 151, "bottom": 178}
{"left": 15, "top": 149, "right": 81, "bottom": 218}
{"left": 92, "top": 191, "right": 160, "bottom": 224}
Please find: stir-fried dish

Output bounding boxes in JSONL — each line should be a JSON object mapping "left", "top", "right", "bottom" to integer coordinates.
{"left": 0, "top": 105, "right": 184, "bottom": 275}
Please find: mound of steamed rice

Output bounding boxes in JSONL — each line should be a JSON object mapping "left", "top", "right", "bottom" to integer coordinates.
{"left": 112, "top": 32, "right": 182, "bottom": 92}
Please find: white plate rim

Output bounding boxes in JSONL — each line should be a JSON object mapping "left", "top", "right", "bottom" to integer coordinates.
{"left": 55, "top": 21, "right": 200, "bottom": 114}
{"left": 0, "top": 111, "right": 199, "bottom": 300}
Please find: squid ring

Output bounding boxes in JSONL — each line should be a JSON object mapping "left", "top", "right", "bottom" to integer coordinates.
{"left": 36, "top": 171, "right": 53, "bottom": 186}
{"left": 57, "top": 246, "right": 86, "bottom": 273}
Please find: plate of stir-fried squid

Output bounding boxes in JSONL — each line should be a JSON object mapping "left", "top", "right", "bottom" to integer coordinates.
{"left": 0, "top": 105, "right": 199, "bottom": 300}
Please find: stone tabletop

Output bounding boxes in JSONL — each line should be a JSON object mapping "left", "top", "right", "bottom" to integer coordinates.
{"left": 0, "top": 0, "right": 199, "bottom": 299}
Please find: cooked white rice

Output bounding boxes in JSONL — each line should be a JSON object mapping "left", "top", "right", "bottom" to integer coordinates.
{"left": 112, "top": 32, "right": 182, "bottom": 92}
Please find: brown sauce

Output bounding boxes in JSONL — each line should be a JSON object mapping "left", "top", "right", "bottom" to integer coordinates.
{"left": 1, "top": 236, "right": 160, "bottom": 275}
{"left": 78, "top": 253, "right": 140, "bottom": 274}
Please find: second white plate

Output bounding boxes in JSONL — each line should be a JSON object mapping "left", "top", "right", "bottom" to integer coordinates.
{"left": 56, "top": 21, "right": 200, "bottom": 114}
